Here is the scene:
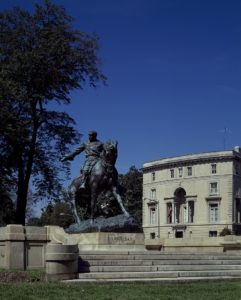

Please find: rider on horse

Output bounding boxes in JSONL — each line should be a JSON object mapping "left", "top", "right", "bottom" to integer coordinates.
{"left": 61, "top": 131, "right": 104, "bottom": 189}
{"left": 61, "top": 133, "right": 130, "bottom": 224}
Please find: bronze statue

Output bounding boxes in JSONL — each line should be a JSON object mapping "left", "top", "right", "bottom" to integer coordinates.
{"left": 61, "top": 131, "right": 104, "bottom": 189}
{"left": 61, "top": 131, "right": 129, "bottom": 225}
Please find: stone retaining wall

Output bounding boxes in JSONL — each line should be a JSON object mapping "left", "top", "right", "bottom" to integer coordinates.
{"left": 0, "top": 224, "right": 240, "bottom": 280}
{"left": 0, "top": 225, "right": 47, "bottom": 269}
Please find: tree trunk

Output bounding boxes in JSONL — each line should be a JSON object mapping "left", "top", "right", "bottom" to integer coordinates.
{"left": 15, "top": 152, "right": 28, "bottom": 225}
{"left": 15, "top": 185, "right": 28, "bottom": 225}
{"left": 15, "top": 118, "right": 38, "bottom": 225}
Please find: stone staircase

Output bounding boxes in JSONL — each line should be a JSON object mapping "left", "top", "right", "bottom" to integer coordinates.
{"left": 66, "top": 250, "right": 241, "bottom": 283}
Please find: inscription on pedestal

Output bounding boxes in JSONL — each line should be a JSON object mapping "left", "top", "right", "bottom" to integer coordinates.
{"left": 107, "top": 234, "right": 135, "bottom": 244}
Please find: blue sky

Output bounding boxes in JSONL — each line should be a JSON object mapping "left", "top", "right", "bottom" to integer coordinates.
{"left": 1, "top": 0, "right": 241, "bottom": 178}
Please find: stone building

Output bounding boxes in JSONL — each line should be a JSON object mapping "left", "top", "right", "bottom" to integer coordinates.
{"left": 142, "top": 147, "right": 241, "bottom": 250}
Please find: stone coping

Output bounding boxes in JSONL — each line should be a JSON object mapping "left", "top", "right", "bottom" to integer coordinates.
{"left": 0, "top": 225, "right": 48, "bottom": 241}
{"left": 145, "top": 236, "right": 241, "bottom": 248}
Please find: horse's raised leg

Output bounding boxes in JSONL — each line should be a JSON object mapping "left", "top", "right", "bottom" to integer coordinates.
{"left": 68, "top": 183, "right": 81, "bottom": 226}
{"left": 112, "top": 186, "right": 130, "bottom": 217}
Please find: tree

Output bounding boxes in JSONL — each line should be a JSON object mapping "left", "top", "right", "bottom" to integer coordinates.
{"left": 38, "top": 201, "right": 73, "bottom": 228}
{"left": 0, "top": 144, "right": 16, "bottom": 221}
{"left": 0, "top": 0, "right": 106, "bottom": 225}
{"left": 119, "top": 166, "right": 143, "bottom": 225}
{"left": 0, "top": 190, "right": 15, "bottom": 226}
{"left": 27, "top": 217, "right": 42, "bottom": 226}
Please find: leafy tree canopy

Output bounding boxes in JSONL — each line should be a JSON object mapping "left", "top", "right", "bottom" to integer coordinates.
{"left": 0, "top": 0, "right": 106, "bottom": 225}
{"left": 0, "top": 190, "right": 15, "bottom": 226}
{"left": 38, "top": 201, "right": 73, "bottom": 228}
{"left": 119, "top": 166, "right": 143, "bottom": 225}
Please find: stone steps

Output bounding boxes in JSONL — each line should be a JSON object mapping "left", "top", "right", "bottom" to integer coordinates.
{"left": 78, "top": 270, "right": 241, "bottom": 280}
{"left": 80, "top": 259, "right": 241, "bottom": 266}
{"left": 79, "top": 250, "right": 241, "bottom": 256}
{"left": 79, "top": 264, "right": 241, "bottom": 273}
{"left": 79, "top": 253, "right": 241, "bottom": 261}
{"left": 74, "top": 250, "right": 241, "bottom": 283}
{"left": 67, "top": 276, "right": 241, "bottom": 283}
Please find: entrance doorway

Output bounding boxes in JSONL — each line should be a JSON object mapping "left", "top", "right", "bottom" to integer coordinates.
{"left": 174, "top": 188, "right": 186, "bottom": 223}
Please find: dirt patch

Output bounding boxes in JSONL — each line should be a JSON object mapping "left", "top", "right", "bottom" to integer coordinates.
{"left": 0, "top": 272, "right": 28, "bottom": 283}
{"left": 0, "top": 271, "right": 44, "bottom": 283}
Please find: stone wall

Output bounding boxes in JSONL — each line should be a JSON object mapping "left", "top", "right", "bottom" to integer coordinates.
{"left": 0, "top": 225, "right": 48, "bottom": 270}
{"left": 0, "top": 224, "right": 145, "bottom": 280}
{"left": 144, "top": 234, "right": 241, "bottom": 253}
{"left": 0, "top": 225, "right": 80, "bottom": 280}
{"left": 1, "top": 223, "right": 240, "bottom": 280}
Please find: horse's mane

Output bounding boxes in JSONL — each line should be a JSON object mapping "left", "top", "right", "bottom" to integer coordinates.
{"left": 102, "top": 139, "right": 118, "bottom": 166}
{"left": 104, "top": 139, "right": 118, "bottom": 150}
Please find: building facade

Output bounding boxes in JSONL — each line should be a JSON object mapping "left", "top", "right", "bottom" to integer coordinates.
{"left": 142, "top": 147, "right": 241, "bottom": 246}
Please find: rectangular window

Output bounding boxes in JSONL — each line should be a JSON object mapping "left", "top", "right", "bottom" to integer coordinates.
{"left": 184, "top": 205, "right": 188, "bottom": 223}
{"left": 209, "top": 231, "right": 217, "bottom": 237}
{"left": 187, "top": 167, "right": 192, "bottom": 176}
{"left": 170, "top": 169, "right": 174, "bottom": 178}
{"left": 152, "top": 172, "right": 155, "bottom": 181}
{"left": 150, "top": 207, "right": 157, "bottom": 225}
{"left": 178, "top": 167, "right": 183, "bottom": 177}
{"left": 211, "top": 164, "right": 217, "bottom": 174}
{"left": 209, "top": 203, "right": 219, "bottom": 223}
{"left": 166, "top": 203, "right": 173, "bottom": 224}
{"left": 188, "top": 201, "right": 194, "bottom": 223}
{"left": 175, "top": 231, "right": 183, "bottom": 238}
{"left": 174, "top": 203, "right": 179, "bottom": 223}
{"left": 236, "top": 199, "right": 241, "bottom": 223}
{"left": 151, "top": 189, "right": 156, "bottom": 200}
{"left": 234, "top": 164, "right": 239, "bottom": 175}
{"left": 210, "top": 182, "right": 218, "bottom": 194}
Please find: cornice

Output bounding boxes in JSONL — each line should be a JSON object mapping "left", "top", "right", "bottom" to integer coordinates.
{"left": 146, "top": 199, "right": 158, "bottom": 206}
{"left": 205, "top": 196, "right": 222, "bottom": 201}
{"left": 172, "top": 224, "right": 187, "bottom": 230}
{"left": 164, "top": 195, "right": 198, "bottom": 201}
{"left": 143, "top": 154, "right": 236, "bottom": 173}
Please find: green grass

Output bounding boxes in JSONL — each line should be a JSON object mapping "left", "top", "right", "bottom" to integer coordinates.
{"left": 0, "top": 281, "right": 241, "bottom": 300}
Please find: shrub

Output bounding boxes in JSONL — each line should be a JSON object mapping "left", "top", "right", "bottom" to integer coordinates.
{"left": 220, "top": 227, "right": 232, "bottom": 236}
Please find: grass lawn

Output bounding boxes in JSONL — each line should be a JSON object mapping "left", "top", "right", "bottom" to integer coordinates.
{"left": 0, "top": 281, "right": 241, "bottom": 300}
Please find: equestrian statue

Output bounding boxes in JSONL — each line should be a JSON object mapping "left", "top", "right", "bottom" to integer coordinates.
{"left": 61, "top": 131, "right": 130, "bottom": 226}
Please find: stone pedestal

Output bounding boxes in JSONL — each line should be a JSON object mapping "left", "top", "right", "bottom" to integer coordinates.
{"left": 0, "top": 225, "right": 48, "bottom": 270}
{"left": 46, "top": 243, "right": 79, "bottom": 281}
{"left": 5, "top": 225, "right": 25, "bottom": 269}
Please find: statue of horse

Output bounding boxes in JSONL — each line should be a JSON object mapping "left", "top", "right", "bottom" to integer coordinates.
{"left": 68, "top": 140, "right": 129, "bottom": 225}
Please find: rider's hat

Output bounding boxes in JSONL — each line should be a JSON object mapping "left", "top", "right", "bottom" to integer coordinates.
{"left": 88, "top": 130, "right": 97, "bottom": 136}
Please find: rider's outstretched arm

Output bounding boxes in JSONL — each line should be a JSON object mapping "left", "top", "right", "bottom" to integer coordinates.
{"left": 61, "top": 143, "right": 85, "bottom": 162}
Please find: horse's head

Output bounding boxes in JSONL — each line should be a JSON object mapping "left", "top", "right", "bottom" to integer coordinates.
{"left": 103, "top": 140, "right": 118, "bottom": 165}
